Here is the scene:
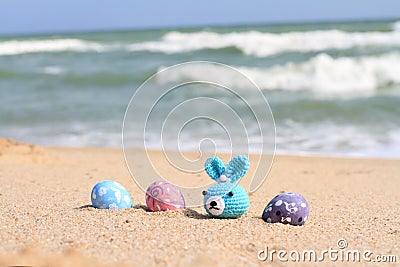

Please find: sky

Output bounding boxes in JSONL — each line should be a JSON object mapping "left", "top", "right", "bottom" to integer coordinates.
{"left": 1, "top": 0, "right": 400, "bottom": 35}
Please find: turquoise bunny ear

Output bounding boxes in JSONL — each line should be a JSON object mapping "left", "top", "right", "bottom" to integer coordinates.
{"left": 205, "top": 156, "right": 225, "bottom": 181}
{"left": 225, "top": 155, "right": 250, "bottom": 183}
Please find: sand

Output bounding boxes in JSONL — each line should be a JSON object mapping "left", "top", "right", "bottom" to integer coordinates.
{"left": 0, "top": 138, "right": 399, "bottom": 266}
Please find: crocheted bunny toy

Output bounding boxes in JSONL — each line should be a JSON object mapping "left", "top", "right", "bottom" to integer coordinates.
{"left": 203, "top": 155, "right": 250, "bottom": 218}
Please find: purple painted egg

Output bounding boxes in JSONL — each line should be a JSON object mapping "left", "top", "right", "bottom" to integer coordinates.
{"left": 145, "top": 181, "right": 185, "bottom": 212}
{"left": 262, "top": 192, "right": 309, "bottom": 226}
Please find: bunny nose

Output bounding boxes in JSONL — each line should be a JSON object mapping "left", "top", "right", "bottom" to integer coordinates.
{"left": 219, "top": 175, "right": 230, "bottom": 183}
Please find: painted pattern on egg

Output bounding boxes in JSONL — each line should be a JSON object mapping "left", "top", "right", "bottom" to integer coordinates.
{"left": 145, "top": 181, "right": 185, "bottom": 212}
{"left": 91, "top": 180, "right": 132, "bottom": 209}
{"left": 262, "top": 192, "right": 309, "bottom": 226}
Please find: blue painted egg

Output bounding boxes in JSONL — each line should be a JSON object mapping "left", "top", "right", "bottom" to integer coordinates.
{"left": 91, "top": 180, "right": 132, "bottom": 209}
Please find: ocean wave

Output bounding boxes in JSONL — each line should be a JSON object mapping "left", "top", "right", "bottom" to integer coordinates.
{"left": 129, "top": 29, "right": 400, "bottom": 57}
{"left": 156, "top": 53, "right": 400, "bottom": 94}
{"left": 0, "top": 39, "right": 107, "bottom": 56}
{"left": 276, "top": 120, "right": 400, "bottom": 158}
{"left": 393, "top": 21, "right": 400, "bottom": 32}
{"left": 3, "top": 25, "right": 400, "bottom": 57}
{"left": 41, "top": 66, "right": 64, "bottom": 75}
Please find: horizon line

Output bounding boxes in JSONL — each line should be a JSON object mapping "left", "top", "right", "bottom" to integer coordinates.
{"left": 0, "top": 16, "right": 399, "bottom": 38}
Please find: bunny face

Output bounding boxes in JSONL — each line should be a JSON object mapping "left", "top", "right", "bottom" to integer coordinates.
{"left": 203, "top": 182, "right": 249, "bottom": 218}
{"left": 203, "top": 155, "right": 250, "bottom": 218}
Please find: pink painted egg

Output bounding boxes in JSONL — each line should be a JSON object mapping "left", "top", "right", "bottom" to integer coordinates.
{"left": 145, "top": 181, "right": 185, "bottom": 212}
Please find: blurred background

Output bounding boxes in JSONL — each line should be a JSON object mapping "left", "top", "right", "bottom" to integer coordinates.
{"left": 1, "top": 0, "right": 400, "bottom": 158}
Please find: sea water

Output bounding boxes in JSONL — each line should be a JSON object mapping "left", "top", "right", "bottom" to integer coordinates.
{"left": 0, "top": 19, "right": 399, "bottom": 158}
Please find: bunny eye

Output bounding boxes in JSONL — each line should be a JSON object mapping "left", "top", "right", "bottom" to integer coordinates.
{"left": 228, "top": 191, "right": 234, "bottom": 197}
{"left": 202, "top": 190, "right": 207, "bottom": 196}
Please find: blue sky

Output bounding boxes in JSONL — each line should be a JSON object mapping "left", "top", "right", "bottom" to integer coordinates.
{"left": 1, "top": 0, "right": 400, "bottom": 35}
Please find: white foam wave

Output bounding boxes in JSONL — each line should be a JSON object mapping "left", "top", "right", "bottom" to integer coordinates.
{"left": 276, "top": 120, "right": 400, "bottom": 158}
{"left": 393, "top": 21, "right": 400, "bottom": 32}
{"left": 0, "top": 39, "right": 106, "bottom": 56}
{"left": 41, "top": 66, "right": 64, "bottom": 75}
{"left": 157, "top": 53, "right": 400, "bottom": 94}
{"left": 129, "top": 29, "right": 400, "bottom": 57}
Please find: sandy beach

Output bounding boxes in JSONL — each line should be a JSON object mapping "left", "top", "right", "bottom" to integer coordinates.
{"left": 1, "top": 1, "right": 400, "bottom": 266}
{"left": 0, "top": 138, "right": 398, "bottom": 266}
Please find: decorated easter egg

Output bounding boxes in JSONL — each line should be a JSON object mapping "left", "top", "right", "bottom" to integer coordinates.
{"left": 145, "top": 181, "right": 185, "bottom": 212}
{"left": 262, "top": 192, "right": 309, "bottom": 226}
{"left": 91, "top": 180, "right": 132, "bottom": 209}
